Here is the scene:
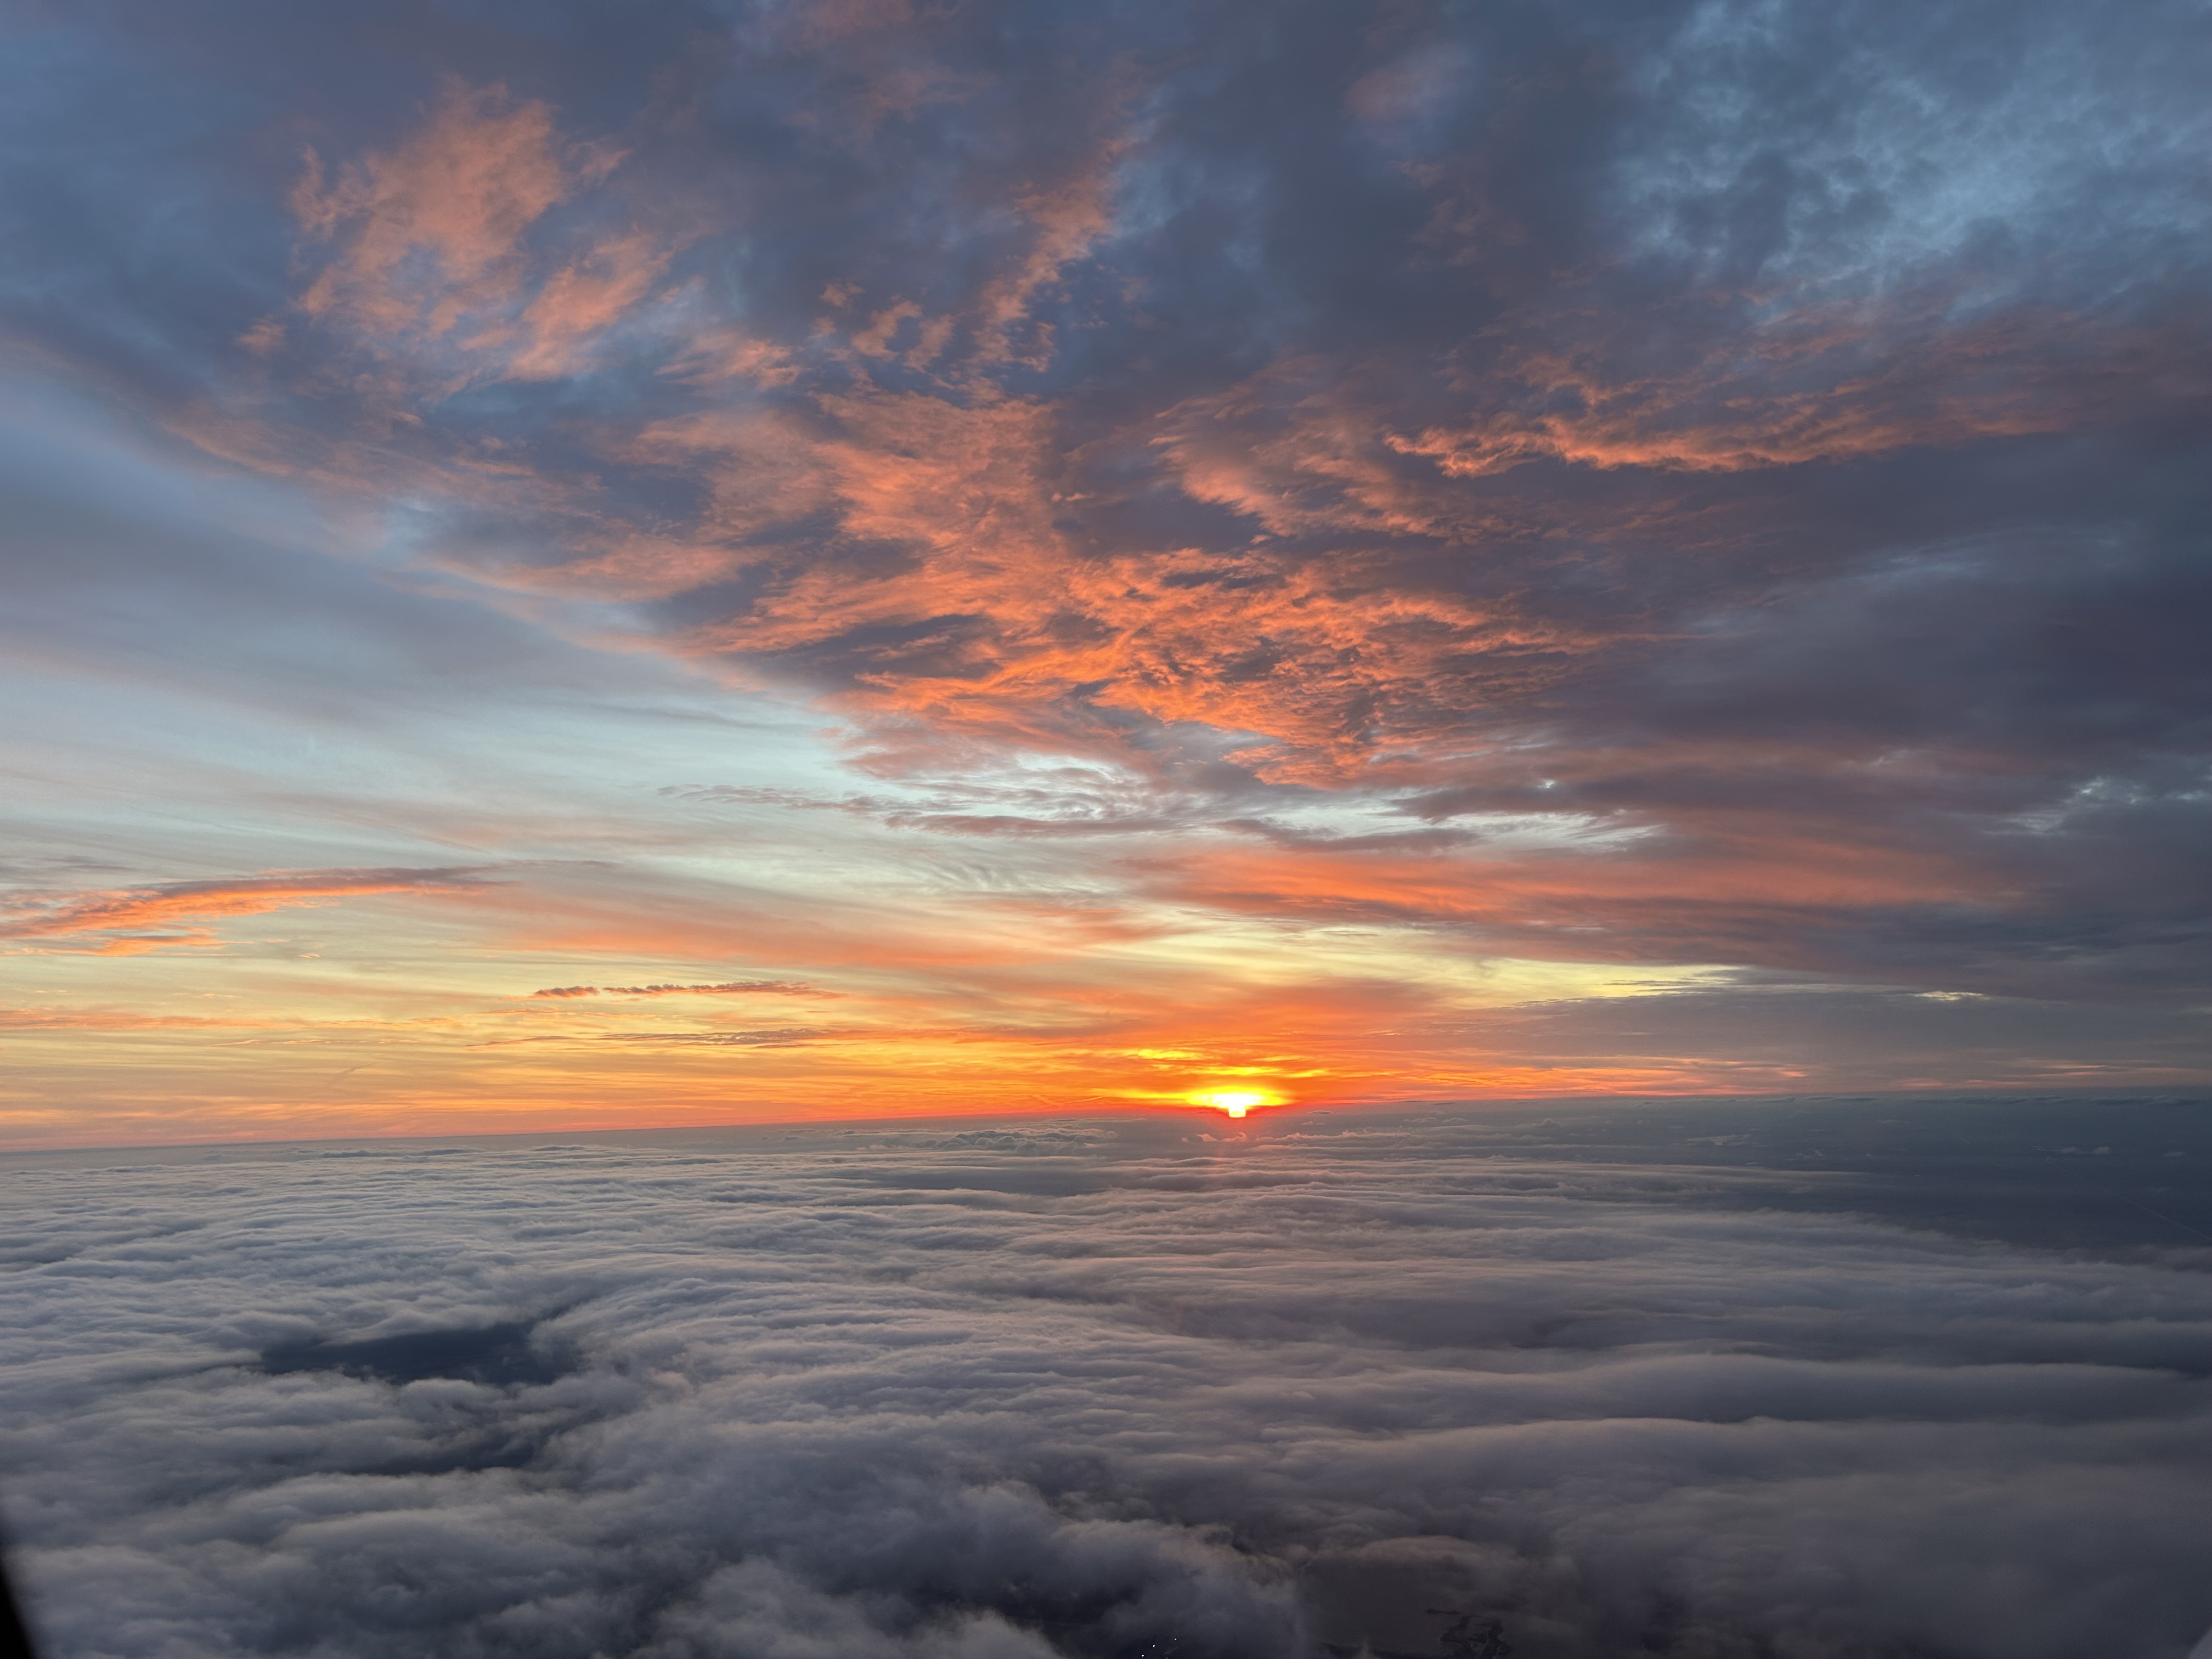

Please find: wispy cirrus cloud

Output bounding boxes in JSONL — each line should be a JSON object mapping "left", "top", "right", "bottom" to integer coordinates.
{"left": 0, "top": 868, "right": 496, "bottom": 954}
{"left": 531, "top": 981, "right": 823, "bottom": 998}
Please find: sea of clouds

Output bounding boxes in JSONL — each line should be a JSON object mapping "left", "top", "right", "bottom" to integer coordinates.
{"left": 3, "top": 1101, "right": 2210, "bottom": 1659}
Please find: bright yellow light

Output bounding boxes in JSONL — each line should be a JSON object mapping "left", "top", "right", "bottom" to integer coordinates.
{"left": 1189, "top": 1090, "right": 1271, "bottom": 1118}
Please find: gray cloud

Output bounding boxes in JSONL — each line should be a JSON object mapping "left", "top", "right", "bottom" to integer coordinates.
{"left": 4, "top": 1101, "right": 2210, "bottom": 1657}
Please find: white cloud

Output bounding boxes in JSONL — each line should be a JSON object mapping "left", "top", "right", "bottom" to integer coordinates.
{"left": 3, "top": 1106, "right": 2209, "bottom": 1657}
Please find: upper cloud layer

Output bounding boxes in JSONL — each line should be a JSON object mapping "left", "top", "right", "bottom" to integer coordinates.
{"left": 1, "top": 0, "right": 2207, "bottom": 1113}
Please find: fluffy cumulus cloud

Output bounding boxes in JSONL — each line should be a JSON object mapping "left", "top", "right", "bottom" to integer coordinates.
{"left": 5, "top": 1101, "right": 2212, "bottom": 1658}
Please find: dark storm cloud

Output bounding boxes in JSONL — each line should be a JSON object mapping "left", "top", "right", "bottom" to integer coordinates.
{"left": 4, "top": 1105, "right": 2211, "bottom": 1658}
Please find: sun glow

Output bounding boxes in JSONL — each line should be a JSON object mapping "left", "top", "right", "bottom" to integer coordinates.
{"left": 1189, "top": 1090, "right": 1272, "bottom": 1118}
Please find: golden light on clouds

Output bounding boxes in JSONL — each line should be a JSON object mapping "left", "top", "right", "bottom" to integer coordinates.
{"left": 4, "top": 1, "right": 2206, "bottom": 1149}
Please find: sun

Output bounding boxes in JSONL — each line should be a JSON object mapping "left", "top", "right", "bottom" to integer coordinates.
{"left": 1189, "top": 1090, "right": 1272, "bottom": 1119}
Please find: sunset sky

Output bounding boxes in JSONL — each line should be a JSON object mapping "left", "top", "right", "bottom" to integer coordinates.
{"left": 3, "top": 0, "right": 2208, "bottom": 1143}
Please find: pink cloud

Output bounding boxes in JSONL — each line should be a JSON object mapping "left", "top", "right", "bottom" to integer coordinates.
{"left": 505, "top": 229, "right": 675, "bottom": 379}
{"left": 290, "top": 79, "right": 658, "bottom": 385}
{"left": 970, "top": 149, "right": 1125, "bottom": 366}
{"left": 1395, "top": 300, "right": 2191, "bottom": 476}
{"left": 529, "top": 981, "right": 822, "bottom": 997}
{"left": 1, "top": 868, "right": 495, "bottom": 953}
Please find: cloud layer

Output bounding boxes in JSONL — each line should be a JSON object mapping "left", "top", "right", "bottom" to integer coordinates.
{"left": 4, "top": 1101, "right": 2211, "bottom": 1657}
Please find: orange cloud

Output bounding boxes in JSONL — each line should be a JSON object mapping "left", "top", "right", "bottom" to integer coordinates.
{"left": 296, "top": 82, "right": 584, "bottom": 337}
{"left": 1, "top": 868, "right": 495, "bottom": 953}
{"left": 971, "top": 150, "right": 1124, "bottom": 366}
{"left": 530, "top": 981, "right": 822, "bottom": 997}
{"left": 659, "top": 322, "right": 800, "bottom": 387}
{"left": 291, "top": 79, "right": 649, "bottom": 383}
{"left": 617, "top": 405, "right": 843, "bottom": 543}
{"left": 1148, "top": 355, "right": 1513, "bottom": 543}
{"left": 851, "top": 298, "right": 924, "bottom": 359}
{"left": 231, "top": 83, "right": 1639, "bottom": 800}
{"left": 0, "top": 1006, "right": 274, "bottom": 1032}
{"left": 625, "top": 385, "right": 1588, "bottom": 781}
{"left": 1137, "top": 819, "right": 1994, "bottom": 975}
{"left": 1396, "top": 301, "right": 2200, "bottom": 476}
{"left": 506, "top": 229, "right": 674, "bottom": 379}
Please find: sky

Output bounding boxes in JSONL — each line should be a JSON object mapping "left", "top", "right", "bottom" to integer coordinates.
{"left": 2, "top": 0, "right": 2210, "bottom": 1144}
{"left": 5, "top": 1099, "right": 2211, "bottom": 1658}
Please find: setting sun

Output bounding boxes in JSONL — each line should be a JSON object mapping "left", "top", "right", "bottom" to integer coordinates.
{"left": 1189, "top": 1090, "right": 1273, "bottom": 1118}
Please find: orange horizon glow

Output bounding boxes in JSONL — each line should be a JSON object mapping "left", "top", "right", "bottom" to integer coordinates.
{"left": 7, "top": 839, "right": 2204, "bottom": 1148}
